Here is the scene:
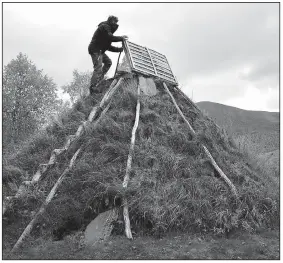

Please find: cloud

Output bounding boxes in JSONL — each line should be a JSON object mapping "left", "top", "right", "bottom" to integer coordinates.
{"left": 223, "top": 86, "right": 279, "bottom": 112}
{"left": 181, "top": 68, "right": 248, "bottom": 103}
{"left": 266, "top": 88, "right": 279, "bottom": 111}
{"left": 239, "top": 57, "right": 279, "bottom": 85}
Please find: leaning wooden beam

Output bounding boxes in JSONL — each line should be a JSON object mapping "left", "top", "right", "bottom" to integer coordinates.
{"left": 122, "top": 78, "right": 141, "bottom": 239}
{"left": 11, "top": 77, "right": 124, "bottom": 252}
{"left": 172, "top": 86, "right": 223, "bottom": 131}
{"left": 172, "top": 86, "right": 203, "bottom": 114}
{"left": 99, "top": 78, "right": 123, "bottom": 108}
{"left": 3, "top": 78, "right": 123, "bottom": 215}
{"left": 11, "top": 148, "right": 81, "bottom": 253}
{"left": 162, "top": 82, "right": 238, "bottom": 197}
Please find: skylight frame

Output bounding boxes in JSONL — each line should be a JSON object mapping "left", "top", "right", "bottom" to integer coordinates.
{"left": 123, "top": 40, "right": 178, "bottom": 85}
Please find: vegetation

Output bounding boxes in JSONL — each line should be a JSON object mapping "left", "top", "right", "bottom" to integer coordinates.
{"left": 3, "top": 53, "right": 62, "bottom": 153}
{"left": 62, "top": 69, "right": 92, "bottom": 104}
{"left": 3, "top": 75, "right": 279, "bottom": 258}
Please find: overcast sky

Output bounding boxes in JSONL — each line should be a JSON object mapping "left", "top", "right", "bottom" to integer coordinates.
{"left": 3, "top": 2, "right": 279, "bottom": 112}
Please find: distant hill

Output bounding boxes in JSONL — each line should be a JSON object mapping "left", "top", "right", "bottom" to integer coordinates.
{"left": 196, "top": 101, "right": 279, "bottom": 178}
{"left": 196, "top": 101, "right": 279, "bottom": 154}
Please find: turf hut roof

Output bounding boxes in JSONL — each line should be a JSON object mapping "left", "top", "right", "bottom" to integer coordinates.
{"left": 3, "top": 73, "right": 279, "bottom": 253}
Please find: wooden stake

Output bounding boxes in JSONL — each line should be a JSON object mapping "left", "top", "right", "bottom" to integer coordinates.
{"left": 122, "top": 78, "right": 141, "bottom": 239}
{"left": 3, "top": 78, "right": 123, "bottom": 215}
{"left": 162, "top": 82, "right": 238, "bottom": 197}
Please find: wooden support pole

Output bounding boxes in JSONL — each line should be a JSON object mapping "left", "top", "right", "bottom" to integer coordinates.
{"left": 11, "top": 148, "right": 81, "bottom": 253}
{"left": 11, "top": 82, "right": 120, "bottom": 253}
{"left": 162, "top": 82, "right": 238, "bottom": 197}
{"left": 122, "top": 78, "right": 141, "bottom": 239}
{"left": 3, "top": 78, "right": 123, "bottom": 215}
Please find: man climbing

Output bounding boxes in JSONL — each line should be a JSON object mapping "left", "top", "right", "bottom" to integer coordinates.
{"left": 88, "top": 15, "right": 128, "bottom": 94}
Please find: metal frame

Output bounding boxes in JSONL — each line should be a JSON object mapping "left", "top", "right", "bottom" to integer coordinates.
{"left": 123, "top": 40, "right": 178, "bottom": 85}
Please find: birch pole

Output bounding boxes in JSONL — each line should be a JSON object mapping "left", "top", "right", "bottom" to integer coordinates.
{"left": 11, "top": 82, "right": 121, "bottom": 253}
{"left": 11, "top": 148, "right": 81, "bottom": 253}
{"left": 3, "top": 78, "right": 123, "bottom": 215}
{"left": 163, "top": 82, "right": 238, "bottom": 197}
{"left": 122, "top": 80, "right": 141, "bottom": 239}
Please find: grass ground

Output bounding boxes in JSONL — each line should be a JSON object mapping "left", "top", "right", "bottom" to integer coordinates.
{"left": 4, "top": 229, "right": 279, "bottom": 260}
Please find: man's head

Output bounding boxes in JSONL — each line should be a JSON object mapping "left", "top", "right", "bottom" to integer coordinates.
{"left": 107, "top": 15, "right": 119, "bottom": 25}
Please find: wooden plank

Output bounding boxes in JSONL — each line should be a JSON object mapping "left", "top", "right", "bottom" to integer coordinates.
{"left": 155, "top": 65, "right": 174, "bottom": 75}
{"left": 152, "top": 59, "right": 171, "bottom": 69}
{"left": 129, "top": 46, "right": 150, "bottom": 57}
{"left": 146, "top": 47, "right": 158, "bottom": 75}
{"left": 152, "top": 58, "right": 171, "bottom": 68}
{"left": 156, "top": 73, "right": 175, "bottom": 82}
{"left": 128, "top": 41, "right": 146, "bottom": 50}
{"left": 156, "top": 70, "right": 175, "bottom": 80}
{"left": 132, "top": 52, "right": 150, "bottom": 60}
{"left": 148, "top": 48, "right": 166, "bottom": 57}
{"left": 128, "top": 42, "right": 147, "bottom": 52}
{"left": 135, "top": 63, "right": 155, "bottom": 72}
{"left": 132, "top": 55, "right": 153, "bottom": 64}
{"left": 123, "top": 41, "right": 135, "bottom": 70}
{"left": 157, "top": 74, "right": 175, "bottom": 83}
{"left": 133, "top": 63, "right": 156, "bottom": 74}
{"left": 133, "top": 59, "right": 154, "bottom": 69}
{"left": 160, "top": 77, "right": 178, "bottom": 85}
{"left": 132, "top": 68, "right": 153, "bottom": 78}
{"left": 148, "top": 49, "right": 167, "bottom": 60}
{"left": 132, "top": 53, "right": 151, "bottom": 61}
{"left": 157, "top": 73, "right": 176, "bottom": 83}
{"left": 134, "top": 67, "right": 155, "bottom": 77}
{"left": 131, "top": 51, "right": 151, "bottom": 61}
{"left": 156, "top": 69, "right": 174, "bottom": 78}
{"left": 149, "top": 53, "right": 168, "bottom": 64}
{"left": 132, "top": 54, "right": 152, "bottom": 65}
{"left": 149, "top": 50, "right": 167, "bottom": 60}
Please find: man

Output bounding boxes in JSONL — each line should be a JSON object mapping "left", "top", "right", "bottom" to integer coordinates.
{"left": 88, "top": 15, "right": 128, "bottom": 94}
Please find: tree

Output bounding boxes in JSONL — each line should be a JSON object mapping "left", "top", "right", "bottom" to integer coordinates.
{"left": 62, "top": 69, "right": 92, "bottom": 104}
{"left": 3, "top": 53, "right": 62, "bottom": 145}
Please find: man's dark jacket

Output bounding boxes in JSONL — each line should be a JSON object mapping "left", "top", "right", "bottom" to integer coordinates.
{"left": 88, "top": 21, "right": 123, "bottom": 54}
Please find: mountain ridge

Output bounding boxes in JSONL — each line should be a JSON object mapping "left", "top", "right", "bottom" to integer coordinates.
{"left": 197, "top": 101, "right": 279, "bottom": 114}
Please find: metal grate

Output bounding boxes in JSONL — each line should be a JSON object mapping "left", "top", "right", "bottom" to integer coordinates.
{"left": 123, "top": 40, "right": 178, "bottom": 85}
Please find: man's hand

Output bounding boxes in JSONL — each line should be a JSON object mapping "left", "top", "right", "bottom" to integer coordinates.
{"left": 122, "top": 35, "right": 128, "bottom": 40}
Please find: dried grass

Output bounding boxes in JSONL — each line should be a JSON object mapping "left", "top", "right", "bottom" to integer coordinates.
{"left": 3, "top": 76, "right": 279, "bottom": 250}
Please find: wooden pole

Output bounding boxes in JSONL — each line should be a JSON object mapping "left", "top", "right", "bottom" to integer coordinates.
{"left": 162, "top": 82, "right": 238, "bottom": 197}
{"left": 11, "top": 82, "right": 119, "bottom": 253}
{"left": 11, "top": 148, "right": 81, "bottom": 253}
{"left": 3, "top": 78, "right": 123, "bottom": 215}
{"left": 122, "top": 78, "right": 141, "bottom": 239}
{"left": 114, "top": 51, "right": 122, "bottom": 78}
